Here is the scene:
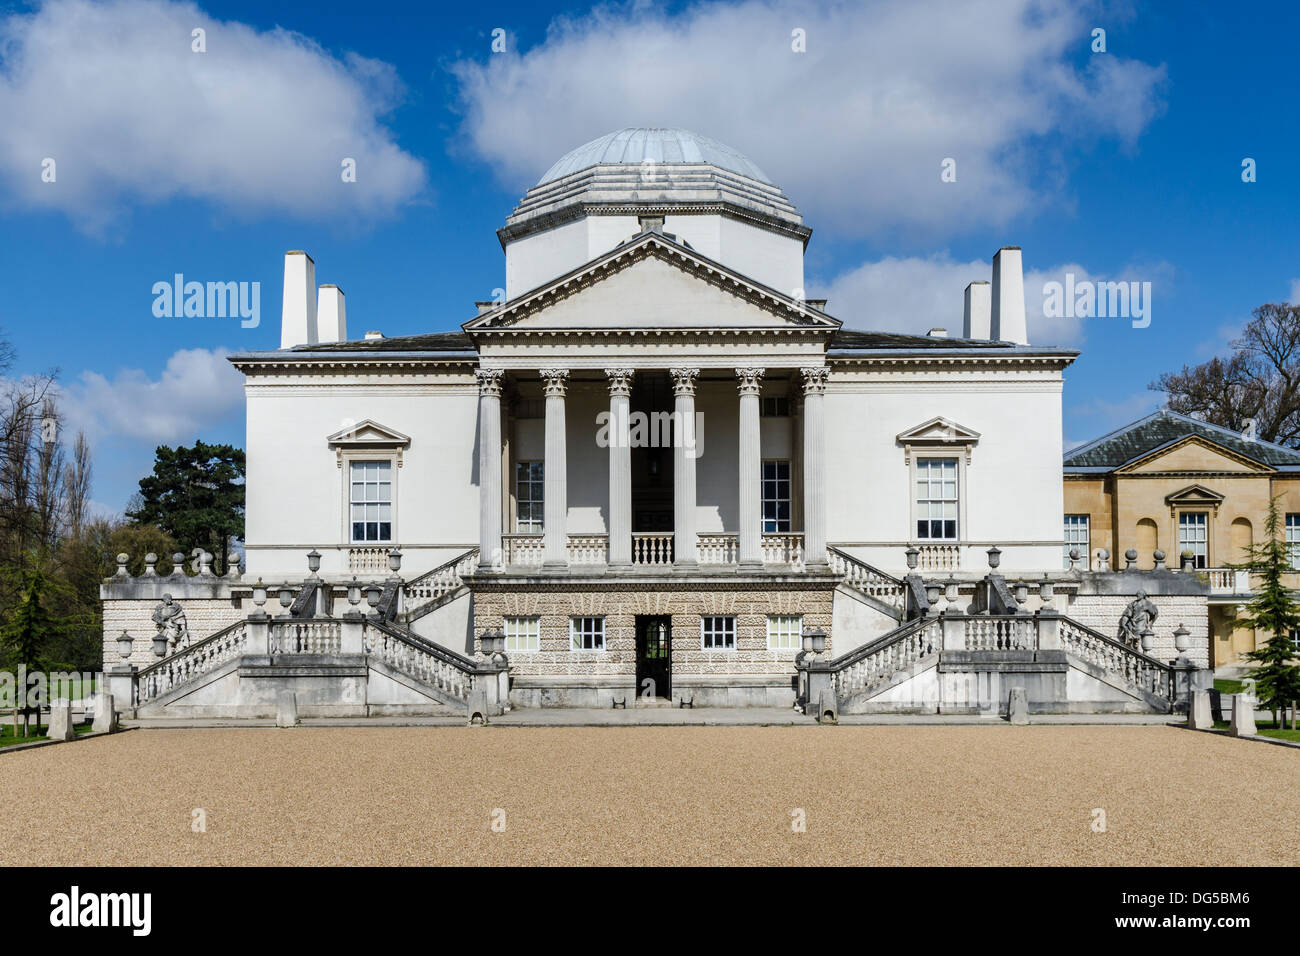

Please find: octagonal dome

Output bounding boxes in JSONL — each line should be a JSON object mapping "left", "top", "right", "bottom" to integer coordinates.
{"left": 538, "top": 128, "right": 774, "bottom": 186}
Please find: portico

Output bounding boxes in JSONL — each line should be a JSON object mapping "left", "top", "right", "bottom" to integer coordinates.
{"left": 473, "top": 361, "right": 831, "bottom": 574}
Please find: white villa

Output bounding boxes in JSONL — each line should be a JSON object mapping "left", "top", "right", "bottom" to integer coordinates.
{"left": 102, "top": 128, "right": 1212, "bottom": 719}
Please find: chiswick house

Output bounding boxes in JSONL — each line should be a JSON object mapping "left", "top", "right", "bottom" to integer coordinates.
{"left": 101, "top": 128, "right": 1213, "bottom": 719}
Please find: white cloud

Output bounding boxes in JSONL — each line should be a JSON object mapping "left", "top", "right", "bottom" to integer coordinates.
{"left": 59, "top": 347, "right": 244, "bottom": 445}
{"left": 819, "top": 253, "right": 1173, "bottom": 347}
{"left": 0, "top": 0, "right": 426, "bottom": 231}
{"left": 450, "top": 0, "right": 1166, "bottom": 238}
{"left": 1289, "top": 278, "right": 1300, "bottom": 304}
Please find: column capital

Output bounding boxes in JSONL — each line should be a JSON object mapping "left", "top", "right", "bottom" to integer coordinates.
{"left": 540, "top": 368, "right": 570, "bottom": 397}
{"left": 735, "top": 368, "right": 765, "bottom": 395}
{"left": 475, "top": 368, "right": 504, "bottom": 397}
{"left": 604, "top": 368, "right": 635, "bottom": 397}
{"left": 800, "top": 366, "right": 830, "bottom": 395}
{"left": 669, "top": 367, "right": 700, "bottom": 397}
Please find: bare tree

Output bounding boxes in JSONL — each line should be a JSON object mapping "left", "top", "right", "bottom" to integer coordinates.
{"left": 1151, "top": 303, "right": 1300, "bottom": 447}
{"left": 63, "top": 431, "right": 92, "bottom": 540}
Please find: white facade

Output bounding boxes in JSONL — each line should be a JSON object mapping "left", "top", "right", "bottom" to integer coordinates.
{"left": 104, "top": 128, "right": 1217, "bottom": 719}
{"left": 237, "top": 128, "right": 1073, "bottom": 587}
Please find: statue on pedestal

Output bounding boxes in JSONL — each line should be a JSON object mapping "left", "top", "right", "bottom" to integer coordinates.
{"left": 1117, "top": 590, "right": 1158, "bottom": 649}
{"left": 152, "top": 594, "right": 190, "bottom": 652}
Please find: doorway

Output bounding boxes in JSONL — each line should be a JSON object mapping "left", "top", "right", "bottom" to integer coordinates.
{"left": 635, "top": 615, "right": 672, "bottom": 700}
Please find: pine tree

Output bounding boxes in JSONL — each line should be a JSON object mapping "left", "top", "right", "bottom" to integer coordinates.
{"left": 0, "top": 565, "right": 64, "bottom": 735}
{"left": 1232, "top": 497, "right": 1300, "bottom": 727}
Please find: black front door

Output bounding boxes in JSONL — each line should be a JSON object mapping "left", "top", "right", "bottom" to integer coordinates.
{"left": 635, "top": 615, "right": 672, "bottom": 700}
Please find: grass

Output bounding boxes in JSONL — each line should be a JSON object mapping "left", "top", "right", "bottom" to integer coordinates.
{"left": 0, "top": 721, "right": 94, "bottom": 749}
{"left": 1211, "top": 718, "right": 1300, "bottom": 743}
{"left": 1214, "top": 678, "right": 1246, "bottom": 694}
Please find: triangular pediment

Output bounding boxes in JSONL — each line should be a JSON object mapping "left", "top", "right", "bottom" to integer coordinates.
{"left": 326, "top": 419, "right": 411, "bottom": 448}
{"left": 896, "top": 417, "right": 982, "bottom": 445}
{"left": 897, "top": 417, "right": 981, "bottom": 464}
{"left": 464, "top": 232, "right": 839, "bottom": 336}
{"left": 1118, "top": 435, "right": 1272, "bottom": 475}
{"left": 1164, "top": 483, "right": 1226, "bottom": 508}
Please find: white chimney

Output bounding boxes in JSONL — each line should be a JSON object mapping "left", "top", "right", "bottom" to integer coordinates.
{"left": 962, "top": 281, "right": 991, "bottom": 339}
{"left": 280, "top": 251, "right": 317, "bottom": 349}
{"left": 990, "top": 246, "right": 1028, "bottom": 345}
{"left": 317, "top": 285, "right": 346, "bottom": 343}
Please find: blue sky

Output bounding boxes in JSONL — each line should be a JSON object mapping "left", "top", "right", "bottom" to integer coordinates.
{"left": 0, "top": 0, "right": 1297, "bottom": 514}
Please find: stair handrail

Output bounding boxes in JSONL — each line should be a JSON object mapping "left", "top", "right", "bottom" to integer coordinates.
{"left": 827, "top": 546, "right": 906, "bottom": 612}
{"left": 365, "top": 617, "right": 484, "bottom": 673}
{"left": 134, "top": 619, "right": 249, "bottom": 705}
{"left": 136, "top": 619, "right": 247, "bottom": 679}
{"left": 820, "top": 615, "right": 933, "bottom": 673}
{"left": 1057, "top": 615, "right": 1175, "bottom": 702}
{"left": 403, "top": 548, "right": 479, "bottom": 618}
{"left": 363, "top": 617, "right": 485, "bottom": 703}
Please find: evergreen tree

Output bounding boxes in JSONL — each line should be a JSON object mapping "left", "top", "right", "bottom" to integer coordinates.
{"left": 126, "top": 441, "right": 245, "bottom": 574}
{"left": 0, "top": 564, "right": 68, "bottom": 733}
{"left": 1232, "top": 496, "right": 1300, "bottom": 727}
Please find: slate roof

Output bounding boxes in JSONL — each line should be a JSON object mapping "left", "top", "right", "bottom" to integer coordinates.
{"left": 828, "top": 329, "right": 1017, "bottom": 350}
{"left": 1063, "top": 409, "right": 1300, "bottom": 471}
{"left": 292, "top": 328, "right": 1051, "bottom": 355}
{"left": 294, "top": 331, "right": 474, "bottom": 353}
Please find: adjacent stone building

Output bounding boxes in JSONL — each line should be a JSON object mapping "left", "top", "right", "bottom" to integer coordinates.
{"left": 1063, "top": 409, "right": 1300, "bottom": 668}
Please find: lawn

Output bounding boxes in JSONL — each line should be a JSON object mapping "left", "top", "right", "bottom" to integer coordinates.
{"left": 1214, "top": 678, "right": 1245, "bottom": 694}
{"left": 1211, "top": 719, "right": 1300, "bottom": 743}
{"left": 0, "top": 722, "right": 94, "bottom": 749}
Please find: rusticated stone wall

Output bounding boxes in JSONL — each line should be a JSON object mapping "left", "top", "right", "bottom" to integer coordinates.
{"left": 470, "top": 573, "right": 836, "bottom": 688}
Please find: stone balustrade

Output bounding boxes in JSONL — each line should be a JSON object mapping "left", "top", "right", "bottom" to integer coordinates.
{"left": 269, "top": 620, "right": 342, "bottom": 655}
{"left": 134, "top": 621, "right": 248, "bottom": 706}
{"left": 631, "top": 533, "right": 674, "bottom": 566}
{"left": 964, "top": 615, "right": 1036, "bottom": 651}
{"left": 761, "top": 533, "right": 804, "bottom": 566}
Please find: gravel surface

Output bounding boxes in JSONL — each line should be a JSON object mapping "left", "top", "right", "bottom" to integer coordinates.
{"left": 1, "top": 726, "right": 1293, "bottom": 866}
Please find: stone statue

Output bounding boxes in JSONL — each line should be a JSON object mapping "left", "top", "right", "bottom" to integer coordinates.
{"left": 152, "top": 594, "right": 190, "bottom": 652}
{"left": 1117, "top": 589, "right": 1158, "bottom": 648}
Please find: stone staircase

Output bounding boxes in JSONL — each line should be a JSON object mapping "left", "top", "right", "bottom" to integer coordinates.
{"left": 805, "top": 609, "right": 1185, "bottom": 716}
{"left": 827, "top": 546, "right": 907, "bottom": 620}
{"left": 403, "top": 549, "right": 479, "bottom": 624}
{"left": 124, "top": 610, "right": 497, "bottom": 718}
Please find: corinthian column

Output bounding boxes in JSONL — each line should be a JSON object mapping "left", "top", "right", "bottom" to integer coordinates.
{"left": 541, "top": 369, "right": 569, "bottom": 568}
{"left": 670, "top": 368, "right": 700, "bottom": 567}
{"left": 605, "top": 369, "right": 634, "bottom": 566}
{"left": 736, "top": 368, "right": 764, "bottom": 567}
{"left": 801, "top": 366, "right": 830, "bottom": 566}
{"left": 475, "top": 368, "right": 504, "bottom": 570}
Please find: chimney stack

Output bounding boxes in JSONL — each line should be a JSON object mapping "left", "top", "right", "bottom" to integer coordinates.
{"left": 280, "top": 251, "right": 317, "bottom": 349}
{"left": 991, "top": 246, "right": 1028, "bottom": 345}
{"left": 317, "top": 285, "right": 346, "bottom": 343}
{"left": 962, "top": 281, "right": 991, "bottom": 339}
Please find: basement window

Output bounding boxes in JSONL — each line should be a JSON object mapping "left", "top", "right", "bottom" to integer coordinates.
{"left": 570, "top": 617, "right": 605, "bottom": 651}
{"left": 701, "top": 616, "right": 737, "bottom": 651}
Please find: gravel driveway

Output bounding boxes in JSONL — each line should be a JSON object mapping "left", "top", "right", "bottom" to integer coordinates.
{"left": 0, "top": 725, "right": 1292, "bottom": 866}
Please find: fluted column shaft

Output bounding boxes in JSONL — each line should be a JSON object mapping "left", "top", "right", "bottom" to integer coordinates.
{"left": 801, "top": 367, "right": 830, "bottom": 566}
{"left": 671, "top": 368, "right": 700, "bottom": 566}
{"left": 737, "top": 368, "right": 764, "bottom": 567}
{"left": 606, "top": 369, "right": 634, "bottom": 566}
{"left": 476, "top": 369, "right": 504, "bottom": 570}
{"left": 541, "top": 369, "right": 569, "bottom": 568}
